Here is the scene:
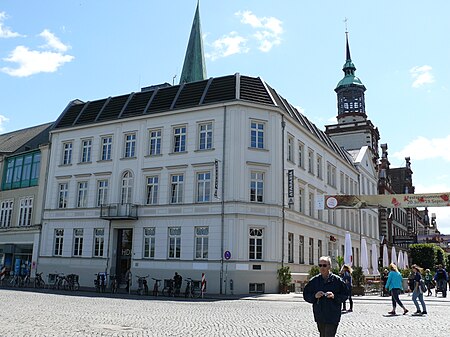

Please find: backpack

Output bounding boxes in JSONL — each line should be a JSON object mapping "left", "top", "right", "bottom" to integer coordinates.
{"left": 419, "top": 279, "right": 427, "bottom": 293}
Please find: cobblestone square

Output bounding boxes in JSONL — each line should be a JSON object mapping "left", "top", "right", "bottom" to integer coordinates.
{"left": 0, "top": 289, "right": 449, "bottom": 337}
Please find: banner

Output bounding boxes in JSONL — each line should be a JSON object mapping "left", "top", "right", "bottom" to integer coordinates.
{"left": 287, "top": 169, "right": 294, "bottom": 198}
{"left": 320, "top": 192, "right": 450, "bottom": 209}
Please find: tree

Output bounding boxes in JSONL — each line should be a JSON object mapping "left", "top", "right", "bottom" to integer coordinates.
{"left": 277, "top": 266, "right": 292, "bottom": 293}
{"left": 410, "top": 244, "right": 437, "bottom": 269}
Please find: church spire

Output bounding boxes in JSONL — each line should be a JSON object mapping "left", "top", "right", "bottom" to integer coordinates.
{"left": 179, "top": 1, "right": 207, "bottom": 84}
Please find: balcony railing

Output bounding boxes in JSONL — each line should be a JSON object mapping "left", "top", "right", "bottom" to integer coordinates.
{"left": 100, "top": 203, "right": 138, "bottom": 220}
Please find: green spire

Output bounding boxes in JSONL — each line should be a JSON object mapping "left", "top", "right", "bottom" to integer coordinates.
{"left": 179, "top": 1, "right": 207, "bottom": 84}
{"left": 335, "top": 32, "right": 365, "bottom": 90}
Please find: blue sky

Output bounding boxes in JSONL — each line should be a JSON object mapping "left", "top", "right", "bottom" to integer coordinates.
{"left": 1, "top": 1, "right": 449, "bottom": 233}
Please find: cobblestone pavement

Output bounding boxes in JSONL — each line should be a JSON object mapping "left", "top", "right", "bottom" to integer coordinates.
{"left": 0, "top": 289, "right": 449, "bottom": 337}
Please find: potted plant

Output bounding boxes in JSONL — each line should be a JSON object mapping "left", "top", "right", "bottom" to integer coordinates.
{"left": 351, "top": 266, "right": 365, "bottom": 296}
{"left": 277, "top": 266, "right": 292, "bottom": 294}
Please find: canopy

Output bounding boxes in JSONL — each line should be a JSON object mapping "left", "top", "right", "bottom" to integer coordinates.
{"left": 398, "top": 250, "right": 405, "bottom": 269}
{"left": 361, "top": 238, "right": 369, "bottom": 275}
{"left": 371, "top": 243, "right": 380, "bottom": 275}
{"left": 344, "top": 232, "right": 353, "bottom": 266}
{"left": 403, "top": 251, "right": 409, "bottom": 268}
{"left": 391, "top": 246, "right": 397, "bottom": 266}
{"left": 382, "top": 244, "right": 389, "bottom": 267}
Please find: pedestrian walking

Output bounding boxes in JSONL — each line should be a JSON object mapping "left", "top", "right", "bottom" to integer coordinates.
{"left": 303, "top": 256, "right": 348, "bottom": 337}
{"left": 385, "top": 263, "right": 409, "bottom": 316}
{"left": 411, "top": 264, "right": 427, "bottom": 315}
{"left": 340, "top": 264, "right": 353, "bottom": 312}
{"left": 380, "top": 269, "right": 389, "bottom": 297}
{"left": 424, "top": 269, "right": 434, "bottom": 296}
{"left": 433, "top": 264, "right": 448, "bottom": 298}
{"left": 125, "top": 268, "right": 132, "bottom": 293}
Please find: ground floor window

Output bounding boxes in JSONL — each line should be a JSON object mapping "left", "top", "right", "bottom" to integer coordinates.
{"left": 249, "top": 283, "right": 265, "bottom": 293}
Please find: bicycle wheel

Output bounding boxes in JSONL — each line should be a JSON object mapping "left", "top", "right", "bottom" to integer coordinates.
{"left": 73, "top": 281, "right": 80, "bottom": 291}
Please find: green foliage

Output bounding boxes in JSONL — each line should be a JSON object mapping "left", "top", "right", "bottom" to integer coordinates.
{"left": 308, "top": 265, "right": 320, "bottom": 280}
{"left": 331, "top": 267, "right": 340, "bottom": 275}
{"left": 336, "top": 256, "right": 344, "bottom": 270}
{"left": 410, "top": 244, "right": 437, "bottom": 269}
{"left": 446, "top": 254, "right": 450, "bottom": 271}
{"left": 400, "top": 268, "right": 410, "bottom": 278}
{"left": 277, "top": 266, "right": 292, "bottom": 286}
{"left": 436, "top": 247, "right": 447, "bottom": 266}
{"left": 352, "top": 266, "right": 365, "bottom": 287}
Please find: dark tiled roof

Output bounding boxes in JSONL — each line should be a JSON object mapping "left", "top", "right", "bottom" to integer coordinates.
{"left": 0, "top": 122, "right": 53, "bottom": 154}
{"left": 54, "top": 74, "right": 353, "bottom": 165}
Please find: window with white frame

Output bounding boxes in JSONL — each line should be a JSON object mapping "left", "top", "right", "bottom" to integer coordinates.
{"left": 299, "top": 235, "right": 305, "bottom": 264}
{"left": 173, "top": 126, "right": 187, "bottom": 153}
{"left": 149, "top": 129, "right": 162, "bottom": 156}
{"left": 308, "top": 192, "right": 314, "bottom": 217}
{"left": 58, "top": 183, "right": 68, "bottom": 209}
{"left": 250, "top": 121, "right": 264, "bottom": 149}
{"left": 299, "top": 186, "right": 304, "bottom": 213}
{"left": 124, "top": 133, "right": 136, "bottom": 158}
{"left": 316, "top": 155, "right": 323, "bottom": 179}
{"left": 54, "top": 229, "right": 64, "bottom": 256}
{"left": 96, "top": 180, "right": 108, "bottom": 207}
{"left": 18, "top": 196, "right": 33, "bottom": 226}
{"left": 198, "top": 122, "right": 212, "bottom": 150}
{"left": 100, "top": 136, "right": 112, "bottom": 161}
{"left": 309, "top": 237, "right": 314, "bottom": 264}
{"left": 62, "top": 142, "right": 73, "bottom": 165}
{"left": 146, "top": 176, "right": 159, "bottom": 205}
{"left": 93, "top": 228, "right": 104, "bottom": 257}
{"left": 288, "top": 232, "right": 294, "bottom": 263}
{"left": 0, "top": 200, "right": 13, "bottom": 228}
{"left": 340, "top": 172, "right": 345, "bottom": 193}
{"left": 328, "top": 210, "right": 336, "bottom": 225}
{"left": 195, "top": 226, "right": 209, "bottom": 259}
{"left": 287, "top": 135, "right": 294, "bottom": 162}
{"left": 327, "top": 163, "right": 336, "bottom": 187}
{"left": 121, "top": 171, "right": 133, "bottom": 204}
{"left": 196, "top": 172, "right": 211, "bottom": 202}
{"left": 249, "top": 228, "right": 263, "bottom": 260}
{"left": 170, "top": 174, "right": 184, "bottom": 204}
{"left": 250, "top": 171, "right": 264, "bottom": 202}
{"left": 345, "top": 175, "right": 349, "bottom": 194}
{"left": 73, "top": 228, "right": 83, "bottom": 256}
{"left": 318, "top": 240, "right": 323, "bottom": 262}
{"left": 143, "top": 227, "right": 156, "bottom": 258}
{"left": 81, "top": 139, "right": 92, "bottom": 163}
{"left": 308, "top": 149, "right": 314, "bottom": 174}
{"left": 168, "top": 226, "right": 181, "bottom": 259}
{"left": 298, "top": 142, "right": 304, "bottom": 168}
{"left": 77, "top": 181, "right": 88, "bottom": 208}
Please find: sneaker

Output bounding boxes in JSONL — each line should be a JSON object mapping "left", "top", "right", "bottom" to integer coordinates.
{"left": 341, "top": 308, "right": 347, "bottom": 312}
{"left": 403, "top": 309, "right": 409, "bottom": 315}
{"left": 388, "top": 311, "right": 396, "bottom": 315}
{"left": 347, "top": 309, "right": 353, "bottom": 312}
{"left": 422, "top": 311, "right": 427, "bottom": 315}
{"left": 415, "top": 310, "right": 421, "bottom": 314}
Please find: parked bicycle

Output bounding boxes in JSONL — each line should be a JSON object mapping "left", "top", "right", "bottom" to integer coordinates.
{"left": 136, "top": 275, "right": 149, "bottom": 295}
{"left": 184, "top": 278, "right": 199, "bottom": 298}
{"left": 34, "top": 272, "right": 46, "bottom": 288}
{"left": 162, "top": 279, "right": 174, "bottom": 297}
{"left": 54, "top": 273, "right": 80, "bottom": 291}
{"left": 152, "top": 278, "right": 161, "bottom": 296}
{"left": 110, "top": 275, "right": 118, "bottom": 294}
{"left": 94, "top": 272, "right": 107, "bottom": 293}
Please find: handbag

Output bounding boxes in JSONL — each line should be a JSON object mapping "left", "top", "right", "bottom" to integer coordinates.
{"left": 419, "top": 279, "right": 427, "bottom": 292}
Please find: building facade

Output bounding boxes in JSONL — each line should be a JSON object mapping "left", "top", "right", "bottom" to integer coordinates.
{"left": 0, "top": 123, "right": 52, "bottom": 278}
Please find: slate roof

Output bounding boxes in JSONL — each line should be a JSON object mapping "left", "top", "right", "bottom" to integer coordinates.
{"left": 0, "top": 122, "right": 53, "bottom": 154}
{"left": 54, "top": 74, "right": 353, "bottom": 165}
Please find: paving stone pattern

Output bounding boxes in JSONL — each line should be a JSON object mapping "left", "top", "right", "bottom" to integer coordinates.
{"left": 0, "top": 290, "right": 449, "bottom": 336}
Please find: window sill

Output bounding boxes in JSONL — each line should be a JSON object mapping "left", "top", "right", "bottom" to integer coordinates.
{"left": 169, "top": 151, "right": 188, "bottom": 155}
{"left": 194, "top": 148, "right": 215, "bottom": 152}
{"left": 145, "top": 154, "right": 163, "bottom": 158}
{"left": 77, "top": 161, "right": 92, "bottom": 165}
{"left": 97, "top": 159, "right": 113, "bottom": 163}
{"left": 120, "top": 156, "right": 137, "bottom": 160}
{"left": 58, "top": 164, "right": 73, "bottom": 167}
{"left": 248, "top": 147, "right": 269, "bottom": 152}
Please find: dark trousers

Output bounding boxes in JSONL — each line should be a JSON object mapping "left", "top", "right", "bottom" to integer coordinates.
{"left": 342, "top": 295, "right": 353, "bottom": 310}
{"left": 390, "top": 288, "right": 404, "bottom": 309}
{"left": 317, "top": 323, "right": 338, "bottom": 337}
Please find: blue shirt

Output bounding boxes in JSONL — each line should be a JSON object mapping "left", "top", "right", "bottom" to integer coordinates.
{"left": 385, "top": 271, "right": 403, "bottom": 291}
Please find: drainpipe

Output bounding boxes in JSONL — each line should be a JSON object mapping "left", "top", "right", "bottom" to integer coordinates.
{"left": 281, "top": 116, "right": 286, "bottom": 267}
{"left": 105, "top": 219, "right": 112, "bottom": 274}
{"left": 219, "top": 106, "right": 227, "bottom": 294}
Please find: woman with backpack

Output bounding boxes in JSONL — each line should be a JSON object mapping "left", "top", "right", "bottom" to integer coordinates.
{"left": 411, "top": 264, "right": 427, "bottom": 315}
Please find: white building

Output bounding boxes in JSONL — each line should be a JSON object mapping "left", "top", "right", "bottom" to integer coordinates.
{"left": 36, "top": 74, "right": 379, "bottom": 294}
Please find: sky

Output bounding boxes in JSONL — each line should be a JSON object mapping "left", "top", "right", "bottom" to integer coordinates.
{"left": 1, "top": 1, "right": 449, "bottom": 233}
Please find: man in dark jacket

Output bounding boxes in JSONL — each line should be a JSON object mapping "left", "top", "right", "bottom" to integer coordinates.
{"left": 304, "top": 256, "right": 348, "bottom": 337}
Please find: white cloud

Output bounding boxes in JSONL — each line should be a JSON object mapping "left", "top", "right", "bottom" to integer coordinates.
{"left": 1, "top": 30, "right": 74, "bottom": 77}
{"left": 39, "top": 29, "right": 69, "bottom": 52}
{"left": 0, "top": 12, "right": 23, "bottom": 38}
{"left": 205, "top": 32, "right": 249, "bottom": 61}
{"left": 0, "top": 114, "right": 9, "bottom": 132}
{"left": 410, "top": 65, "right": 434, "bottom": 88}
{"left": 392, "top": 135, "right": 450, "bottom": 162}
{"left": 235, "top": 10, "right": 283, "bottom": 52}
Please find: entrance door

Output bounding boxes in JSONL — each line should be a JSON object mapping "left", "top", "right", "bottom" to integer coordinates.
{"left": 116, "top": 229, "right": 133, "bottom": 285}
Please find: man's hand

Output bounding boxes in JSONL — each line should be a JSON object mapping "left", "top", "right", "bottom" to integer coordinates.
{"left": 325, "top": 291, "right": 334, "bottom": 299}
{"left": 315, "top": 291, "right": 325, "bottom": 299}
